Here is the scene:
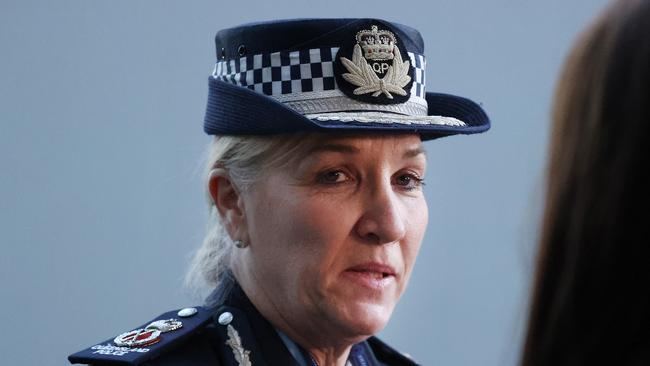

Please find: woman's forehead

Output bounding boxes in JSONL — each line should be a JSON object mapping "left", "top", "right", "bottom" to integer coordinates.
{"left": 287, "top": 134, "right": 426, "bottom": 167}
{"left": 304, "top": 133, "right": 423, "bottom": 151}
{"left": 260, "top": 132, "right": 426, "bottom": 172}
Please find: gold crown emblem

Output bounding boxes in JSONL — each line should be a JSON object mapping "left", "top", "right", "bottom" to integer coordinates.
{"left": 356, "top": 25, "right": 396, "bottom": 61}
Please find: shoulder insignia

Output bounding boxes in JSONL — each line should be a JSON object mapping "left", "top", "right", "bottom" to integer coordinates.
{"left": 68, "top": 307, "right": 213, "bottom": 365}
{"left": 211, "top": 307, "right": 261, "bottom": 365}
{"left": 367, "top": 336, "right": 420, "bottom": 366}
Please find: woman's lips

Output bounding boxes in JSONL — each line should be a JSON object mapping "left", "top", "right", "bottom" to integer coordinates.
{"left": 342, "top": 262, "right": 396, "bottom": 290}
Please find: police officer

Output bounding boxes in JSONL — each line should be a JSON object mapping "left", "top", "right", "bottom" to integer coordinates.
{"left": 69, "top": 18, "right": 489, "bottom": 366}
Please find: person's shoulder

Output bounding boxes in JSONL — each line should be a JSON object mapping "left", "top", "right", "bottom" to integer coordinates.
{"left": 68, "top": 306, "right": 220, "bottom": 365}
{"left": 367, "top": 336, "right": 420, "bottom": 366}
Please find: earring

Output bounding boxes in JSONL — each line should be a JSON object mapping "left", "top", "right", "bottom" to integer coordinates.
{"left": 234, "top": 240, "right": 248, "bottom": 248}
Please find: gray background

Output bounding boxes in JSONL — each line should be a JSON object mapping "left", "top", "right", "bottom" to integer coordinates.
{"left": 0, "top": 0, "right": 609, "bottom": 365}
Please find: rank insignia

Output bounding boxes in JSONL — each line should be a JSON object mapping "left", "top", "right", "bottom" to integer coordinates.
{"left": 146, "top": 318, "right": 183, "bottom": 333}
{"left": 113, "top": 329, "right": 161, "bottom": 347}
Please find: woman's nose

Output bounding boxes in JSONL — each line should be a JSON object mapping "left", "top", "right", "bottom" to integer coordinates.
{"left": 354, "top": 185, "right": 407, "bottom": 245}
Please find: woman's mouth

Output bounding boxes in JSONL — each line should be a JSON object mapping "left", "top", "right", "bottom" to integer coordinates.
{"left": 342, "top": 262, "right": 396, "bottom": 290}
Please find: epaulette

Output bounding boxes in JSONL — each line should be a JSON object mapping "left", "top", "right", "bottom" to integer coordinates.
{"left": 367, "top": 336, "right": 420, "bottom": 366}
{"left": 68, "top": 306, "right": 214, "bottom": 365}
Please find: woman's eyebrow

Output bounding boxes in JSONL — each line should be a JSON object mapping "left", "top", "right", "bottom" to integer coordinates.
{"left": 403, "top": 146, "right": 426, "bottom": 158}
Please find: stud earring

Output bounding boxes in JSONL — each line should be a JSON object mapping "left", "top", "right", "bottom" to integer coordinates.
{"left": 234, "top": 240, "right": 248, "bottom": 248}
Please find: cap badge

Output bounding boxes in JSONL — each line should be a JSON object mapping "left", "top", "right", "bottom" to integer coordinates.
{"left": 225, "top": 324, "right": 252, "bottom": 366}
{"left": 340, "top": 25, "right": 411, "bottom": 100}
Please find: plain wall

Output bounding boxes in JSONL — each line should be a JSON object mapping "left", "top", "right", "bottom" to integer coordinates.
{"left": 0, "top": 0, "right": 609, "bottom": 364}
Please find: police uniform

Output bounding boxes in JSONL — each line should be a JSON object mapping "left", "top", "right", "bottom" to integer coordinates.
{"left": 68, "top": 18, "right": 489, "bottom": 365}
{"left": 69, "top": 274, "right": 419, "bottom": 365}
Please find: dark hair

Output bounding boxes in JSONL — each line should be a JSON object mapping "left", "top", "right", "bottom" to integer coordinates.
{"left": 521, "top": 1, "right": 650, "bottom": 365}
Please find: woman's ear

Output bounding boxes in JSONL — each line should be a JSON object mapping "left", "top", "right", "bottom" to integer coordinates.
{"left": 208, "top": 169, "right": 247, "bottom": 241}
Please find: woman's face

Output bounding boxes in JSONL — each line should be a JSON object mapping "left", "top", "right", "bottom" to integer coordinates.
{"left": 235, "top": 133, "right": 428, "bottom": 343}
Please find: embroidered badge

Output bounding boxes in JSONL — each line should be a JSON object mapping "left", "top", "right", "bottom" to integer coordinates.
{"left": 225, "top": 324, "right": 252, "bottom": 366}
{"left": 335, "top": 24, "right": 414, "bottom": 105}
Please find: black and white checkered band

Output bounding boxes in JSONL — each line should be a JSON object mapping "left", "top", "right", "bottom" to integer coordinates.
{"left": 211, "top": 47, "right": 428, "bottom": 116}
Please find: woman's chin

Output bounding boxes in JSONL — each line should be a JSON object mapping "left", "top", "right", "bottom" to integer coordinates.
{"left": 312, "top": 275, "right": 401, "bottom": 337}
{"left": 330, "top": 300, "right": 395, "bottom": 337}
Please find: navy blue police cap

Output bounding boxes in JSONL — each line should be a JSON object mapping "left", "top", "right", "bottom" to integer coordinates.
{"left": 204, "top": 18, "right": 490, "bottom": 140}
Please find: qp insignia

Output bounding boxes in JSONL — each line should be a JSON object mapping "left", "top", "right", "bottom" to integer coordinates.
{"left": 335, "top": 23, "right": 414, "bottom": 105}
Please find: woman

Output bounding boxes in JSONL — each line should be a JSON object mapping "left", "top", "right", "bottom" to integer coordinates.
{"left": 69, "top": 18, "right": 489, "bottom": 366}
{"left": 522, "top": 1, "right": 650, "bottom": 365}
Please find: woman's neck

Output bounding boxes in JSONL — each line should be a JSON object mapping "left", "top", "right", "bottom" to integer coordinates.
{"left": 276, "top": 323, "right": 353, "bottom": 366}
{"left": 258, "top": 292, "right": 355, "bottom": 366}
{"left": 232, "top": 267, "right": 358, "bottom": 366}
{"left": 307, "top": 346, "right": 352, "bottom": 366}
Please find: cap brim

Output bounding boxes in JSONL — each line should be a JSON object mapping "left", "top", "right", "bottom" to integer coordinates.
{"left": 204, "top": 79, "right": 490, "bottom": 140}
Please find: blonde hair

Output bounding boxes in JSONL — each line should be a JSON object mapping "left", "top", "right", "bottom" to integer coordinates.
{"left": 184, "top": 133, "right": 314, "bottom": 299}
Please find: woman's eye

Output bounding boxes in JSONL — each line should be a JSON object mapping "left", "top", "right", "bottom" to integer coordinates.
{"left": 317, "top": 170, "right": 349, "bottom": 184}
{"left": 394, "top": 173, "right": 425, "bottom": 190}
